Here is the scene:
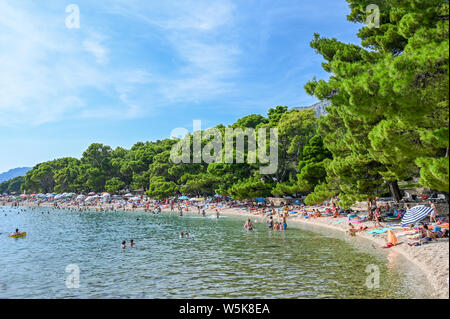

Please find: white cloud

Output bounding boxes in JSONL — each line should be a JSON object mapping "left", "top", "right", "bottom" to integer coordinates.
{"left": 83, "top": 35, "right": 109, "bottom": 64}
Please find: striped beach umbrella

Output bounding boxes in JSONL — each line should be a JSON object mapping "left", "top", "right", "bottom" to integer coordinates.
{"left": 401, "top": 205, "right": 434, "bottom": 226}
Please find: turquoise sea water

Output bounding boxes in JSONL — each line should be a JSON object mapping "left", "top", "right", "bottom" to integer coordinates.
{"left": 0, "top": 206, "right": 431, "bottom": 298}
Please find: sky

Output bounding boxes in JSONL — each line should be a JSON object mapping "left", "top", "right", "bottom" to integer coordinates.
{"left": 0, "top": 0, "right": 362, "bottom": 173}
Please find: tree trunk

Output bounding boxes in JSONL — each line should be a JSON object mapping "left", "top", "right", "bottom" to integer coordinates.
{"left": 389, "top": 181, "right": 402, "bottom": 203}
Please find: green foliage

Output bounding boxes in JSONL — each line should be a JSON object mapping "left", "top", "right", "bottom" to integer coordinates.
{"left": 304, "top": 0, "right": 449, "bottom": 206}
{"left": 0, "top": 176, "right": 25, "bottom": 194}
{"left": 105, "top": 177, "right": 126, "bottom": 193}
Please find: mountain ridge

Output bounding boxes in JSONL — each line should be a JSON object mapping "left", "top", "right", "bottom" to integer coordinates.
{"left": 0, "top": 167, "right": 32, "bottom": 183}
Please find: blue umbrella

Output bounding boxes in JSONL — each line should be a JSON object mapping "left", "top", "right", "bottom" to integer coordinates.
{"left": 178, "top": 196, "right": 189, "bottom": 200}
{"left": 401, "top": 205, "right": 434, "bottom": 226}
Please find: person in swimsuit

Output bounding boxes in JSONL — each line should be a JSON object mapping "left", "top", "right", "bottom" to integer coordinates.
{"left": 244, "top": 218, "right": 253, "bottom": 230}
{"left": 130, "top": 239, "right": 134, "bottom": 247}
{"left": 282, "top": 216, "right": 287, "bottom": 230}
{"left": 121, "top": 240, "right": 126, "bottom": 248}
{"left": 430, "top": 201, "right": 437, "bottom": 223}
{"left": 268, "top": 217, "right": 273, "bottom": 229}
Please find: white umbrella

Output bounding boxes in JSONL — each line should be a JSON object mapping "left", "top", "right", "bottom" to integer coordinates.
{"left": 401, "top": 205, "right": 434, "bottom": 226}
{"left": 76, "top": 194, "right": 86, "bottom": 201}
{"left": 124, "top": 193, "right": 133, "bottom": 197}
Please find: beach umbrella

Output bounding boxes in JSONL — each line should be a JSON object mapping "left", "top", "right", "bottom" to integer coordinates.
{"left": 65, "top": 193, "right": 74, "bottom": 198}
{"left": 124, "top": 193, "right": 133, "bottom": 197}
{"left": 101, "top": 192, "right": 110, "bottom": 197}
{"left": 76, "top": 194, "right": 86, "bottom": 200}
{"left": 88, "top": 192, "right": 96, "bottom": 196}
{"left": 401, "top": 205, "right": 434, "bottom": 226}
{"left": 178, "top": 196, "right": 189, "bottom": 200}
{"left": 20, "top": 194, "right": 27, "bottom": 198}
{"left": 54, "top": 194, "right": 64, "bottom": 200}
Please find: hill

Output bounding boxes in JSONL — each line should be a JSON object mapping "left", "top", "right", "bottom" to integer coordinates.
{"left": 0, "top": 167, "right": 32, "bottom": 183}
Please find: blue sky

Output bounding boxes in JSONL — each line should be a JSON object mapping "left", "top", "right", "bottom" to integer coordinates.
{"left": 0, "top": 0, "right": 361, "bottom": 173}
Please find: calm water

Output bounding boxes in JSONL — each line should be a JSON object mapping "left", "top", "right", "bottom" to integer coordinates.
{"left": 0, "top": 206, "right": 432, "bottom": 298}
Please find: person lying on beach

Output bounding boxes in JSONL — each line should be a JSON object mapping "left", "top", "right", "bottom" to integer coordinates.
{"left": 408, "top": 225, "right": 437, "bottom": 246}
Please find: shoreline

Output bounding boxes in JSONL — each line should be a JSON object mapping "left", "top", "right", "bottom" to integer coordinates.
{"left": 215, "top": 207, "right": 449, "bottom": 299}
{"left": 2, "top": 201, "right": 448, "bottom": 299}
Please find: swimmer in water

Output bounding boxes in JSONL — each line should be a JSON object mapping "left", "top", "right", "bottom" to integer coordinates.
{"left": 130, "top": 239, "right": 134, "bottom": 247}
{"left": 11, "top": 228, "right": 20, "bottom": 236}
{"left": 185, "top": 232, "right": 189, "bottom": 238}
{"left": 180, "top": 232, "right": 184, "bottom": 238}
{"left": 244, "top": 218, "right": 253, "bottom": 230}
{"left": 121, "top": 240, "right": 126, "bottom": 248}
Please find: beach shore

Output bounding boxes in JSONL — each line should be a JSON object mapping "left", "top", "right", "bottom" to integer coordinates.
{"left": 216, "top": 207, "right": 449, "bottom": 299}
{"left": 3, "top": 201, "right": 448, "bottom": 299}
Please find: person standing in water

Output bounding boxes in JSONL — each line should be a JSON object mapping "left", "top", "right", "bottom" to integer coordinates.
{"left": 244, "top": 219, "right": 253, "bottom": 230}
{"left": 130, "top": 239, "right": 134, "bottom": 247}
{"left": 267, "top": 216, "right": 273, "bottom": 230}
{"left": 121, "top": 240, "right": 126, "bottom": 248}
{"left": 282, "top": 216, "right": 287, "bottom": 230}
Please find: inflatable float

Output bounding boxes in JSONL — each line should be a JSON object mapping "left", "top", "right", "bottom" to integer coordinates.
{"left": 9, "top": 232, "right": 26, "bottom": 238}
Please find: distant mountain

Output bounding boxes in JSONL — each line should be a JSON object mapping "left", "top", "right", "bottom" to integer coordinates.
{"left": 0, "top": 167, "right": 32, "bottom": 183}
{"left": 291, "top": 99, "right": 330, "bottom": 117}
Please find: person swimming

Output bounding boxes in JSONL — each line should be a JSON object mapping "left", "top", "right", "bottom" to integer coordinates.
{"left": 130, "top": 239, "right": 134, "bottom": 247}
{"left": 180, "top": 232, "right": 184, "bottom": 238}
{"left": 121, "top": 240, "right": 126, "bottom": 248}
{"left": 185, "top": 232, "right": 189, "bottom": 238}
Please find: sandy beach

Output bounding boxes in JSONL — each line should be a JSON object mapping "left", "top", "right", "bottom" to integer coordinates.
{"left": 2, "top": 200, "right": 449, "bottom": 299}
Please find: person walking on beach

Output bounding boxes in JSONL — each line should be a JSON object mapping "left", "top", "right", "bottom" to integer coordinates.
{"left": 430, "top": 201, "right": 437, "bottom": 223}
